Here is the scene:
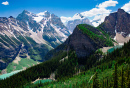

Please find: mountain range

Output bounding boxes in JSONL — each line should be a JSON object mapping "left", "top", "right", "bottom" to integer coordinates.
{"left": 0, "top": 10, "right": 71, "bottom": 73}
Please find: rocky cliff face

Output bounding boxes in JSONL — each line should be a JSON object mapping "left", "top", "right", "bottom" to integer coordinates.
{"left": 64, "top": 26, "right": 99, "bottom": 57}
{"left": 100, "top": 9, "right": 130, "bottom": 37}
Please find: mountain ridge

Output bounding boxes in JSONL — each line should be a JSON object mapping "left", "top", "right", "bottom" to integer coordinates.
{"left": 44, "top": 24, "right": 114, "bottom": 61}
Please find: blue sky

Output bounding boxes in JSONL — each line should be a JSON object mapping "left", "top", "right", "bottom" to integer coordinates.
{"left": 0, "top": 0, "right": 130, "bottom": 18}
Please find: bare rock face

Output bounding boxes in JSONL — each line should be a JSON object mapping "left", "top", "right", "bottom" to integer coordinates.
{"left": 115, "top": 33, "right": 130, "bottom": 44}
{"left": 64, "top": 26, "right": 98, "bottom": 58}
{"left": 101, "top": 9, "right": 130, "bottom": 37}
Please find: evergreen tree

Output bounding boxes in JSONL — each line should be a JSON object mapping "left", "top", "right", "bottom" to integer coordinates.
{"left": 113, "top": 63, "right": 118, "bottom": 88}
{"left": 125, "top": 65, "right": 130, "bottom": 88}
{"left": 121, "top": 66, "right": 124, "bottom": 88}
{"left": 106, "top": 78, "right": 109, "bottom": 88}
{"left": 102, "top": 77, "right": 105, "bottom": 88}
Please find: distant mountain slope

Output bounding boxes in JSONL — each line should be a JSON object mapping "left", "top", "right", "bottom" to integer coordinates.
{"left": 99, "top": 9, "right": 130, "bottom": 37}
{"left": 66, "top": 13, "right": 92, "bottom": 32}
{"left": 61, "top": 13, "right": 93, "bottom": 32}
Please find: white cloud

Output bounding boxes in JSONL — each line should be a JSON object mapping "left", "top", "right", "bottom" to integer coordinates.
{"left": 121, "top": 1, "right": 130, "bottom": 13}
{"left": 88, "top": 0, "right": 118, "bottom": 27}
{"left": 61, "top": 0, "right": 118, "bottom": 27}
{"left": 80, "top": 0, "right": 118, "bottom": 27}
{"left": 81, "top": 8, "right": 111, "bottom": 17}
{"left": 2, "top": 1, "right": 9, "bottom": 5}
{"left": 81, "top": 0, "right": 118, "bottom": 17}
{"left": 92, "top": 14, "right": 109, "bottom": 27}
{"left": 96, "top": 0, "right": 118, "bottom": 8}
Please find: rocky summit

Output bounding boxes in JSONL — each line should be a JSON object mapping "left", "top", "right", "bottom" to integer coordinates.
{"left": 100, "top": 9, "right": 130, "bottom": 37}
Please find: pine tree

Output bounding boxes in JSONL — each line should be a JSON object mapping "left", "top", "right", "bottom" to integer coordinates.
{"left": 125, "top": 65, "right": 130, "bottom": 88}
{"left": 121, "top": 66, "right": 124, "bottom": 88}
{"left": 106, "top": 78, "right": 109, "bottom": 88}
{"left": 102, "top": 77, "right": 105, "bottom": 88}
{"left": 113, "top": 63, "right": 118, "bottom": 88}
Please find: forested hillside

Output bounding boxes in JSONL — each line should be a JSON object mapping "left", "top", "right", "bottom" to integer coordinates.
{"left": 0, "top": 37, "right": 129, "bottom": 88}
{"left": 25, "top": 39, "right": 130, "bottom": 88}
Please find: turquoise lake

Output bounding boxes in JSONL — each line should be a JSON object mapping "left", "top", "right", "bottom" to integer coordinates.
{"left": 107, "top": 45, "right": 122, "bottom": 53}
{"left": 34, "top": 79, "right": 53, "bottom": 84}
{"left": 0, "top": 70, "right": 22, "bottom": 80}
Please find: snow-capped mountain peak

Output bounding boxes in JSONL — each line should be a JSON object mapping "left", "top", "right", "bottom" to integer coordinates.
{"left": 61, "top": 13, "right": 93, "bottom": 32}
{"left": 22, "top": 10, "right": 34, "bottom": 16}
{"left": 33, "top": 11, "right": 51, "bottom": 23}
{"left": 33, "top": 16, "right": 43, "bottom": 23}
{"left": 16, "top": 10, "right": 71, "bottom": 46}
{"left": 37, "top": 11, "right": 49, "bottom": 16}
{"left": 73, "top": 13, "right": 84, "bottom": 19}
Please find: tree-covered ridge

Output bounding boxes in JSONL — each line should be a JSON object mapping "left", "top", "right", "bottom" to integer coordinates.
{"left": 78, "top": 24, "right": 114, "bottom": 46}
{"left": 26, "top": 40, "right": 130, "bottom": 88}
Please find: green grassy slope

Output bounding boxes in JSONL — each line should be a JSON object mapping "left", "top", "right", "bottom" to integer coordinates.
{"left": 6, "top": 58, "right": 39, "bottom": 73}
{"left": 78, "top": 24, "right": 114, "bottom": 47}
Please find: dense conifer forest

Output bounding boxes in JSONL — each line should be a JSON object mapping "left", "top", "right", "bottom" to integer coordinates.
{"left": 25, "top": 40, "right": 130, "bottom": 88}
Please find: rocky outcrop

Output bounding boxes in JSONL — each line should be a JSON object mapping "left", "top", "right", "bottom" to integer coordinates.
{"left": 115, "top": 33, "right": 130, "bottom": 44}
{"left": 100, "top": 9, "right": 130, "bottom": 37}
{"left": 64, "top": 26, "right": 99, "bottom": 57}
